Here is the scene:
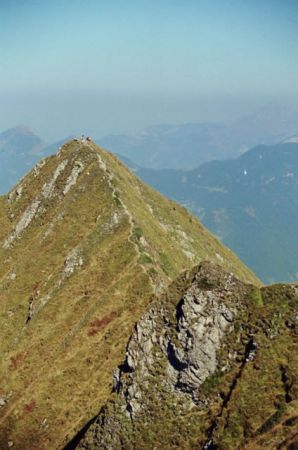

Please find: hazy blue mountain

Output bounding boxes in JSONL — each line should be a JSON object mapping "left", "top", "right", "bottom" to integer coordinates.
{"left": 0, "top": 127, "right": 72, "bottom": 194}
{"left": 99, "top": 122, "right": 229, "bottom": 169}
{"left": 119, "top": 143, "right": 298, "bottom": 284}
{"left": 98, "top": 105, "right": 298, "bottom": 169}
{"left": 0, "top": 126, "right": 45, "bottom": 193}
{"left": 231, "top": 104, "right": 298, "bottom": 145}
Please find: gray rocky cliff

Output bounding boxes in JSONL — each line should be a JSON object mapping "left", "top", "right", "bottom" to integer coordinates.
{"left": 74, "top": 262, "right": 298, "bottom": 450}
{"left": 77, "top": 262, "right": 259, "bottom": 449}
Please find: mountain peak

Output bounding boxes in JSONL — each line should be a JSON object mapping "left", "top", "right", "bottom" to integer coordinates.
{"left": 14, "top": 125, "right": 36, "bottom": 134}
{"left": 0, "top": 140, "right": 259, "bottom": 450}
{"left": 0, "top": 125, "right": 42, "bottom": 142}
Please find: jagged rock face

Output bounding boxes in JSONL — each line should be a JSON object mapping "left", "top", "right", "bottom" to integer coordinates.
{"left": 165, "top": 282, "right": 236, "bottom": 397}
{"left": 0, "top": 141, "right": 259, "bottom": 450}
{"left": 78, "top": 263, "right": 298, "bottom": 450}
{"left": 120, "top": 264, "right": 242, "bottom": 416}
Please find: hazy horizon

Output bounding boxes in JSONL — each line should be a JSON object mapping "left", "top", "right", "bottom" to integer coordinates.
{"left": 1, "top": 0, "right": 298, "bottom": 141}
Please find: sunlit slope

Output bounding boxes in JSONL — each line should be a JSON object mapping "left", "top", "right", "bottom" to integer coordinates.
{"left": 0, "top": 140, "right": 259, "bottom": 450}
{"left": 79, "top": 263, "right": 298, "bottom": 450}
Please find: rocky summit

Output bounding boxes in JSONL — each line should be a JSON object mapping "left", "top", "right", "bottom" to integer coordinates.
{"left": 0, "top": 140, "right": 258, "bottom": 450}
{"left": 78, "top": 262, "right": 298, "bottom": 450}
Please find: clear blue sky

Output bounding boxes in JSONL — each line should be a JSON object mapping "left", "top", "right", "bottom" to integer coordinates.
{"left": 1, "top": 0, "right": 298, "bottom": 140}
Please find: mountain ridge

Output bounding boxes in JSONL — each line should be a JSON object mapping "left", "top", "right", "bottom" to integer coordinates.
{"left": 1, "top": 103, "right": 298, "bottom": 193}
{"left": 0, "top": 140, "right": 258, "bottom": 450}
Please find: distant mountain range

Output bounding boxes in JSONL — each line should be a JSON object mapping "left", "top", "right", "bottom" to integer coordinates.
{"left": 1, "top": 104, "right": 298, "bottom": 192}
{"left": 0, "top": 127, "right": 71, "bottom": 194}
{"left": 0, "top": 126, "right": 44, "bottom": 193}
{"left": 120, "top": 143, "right": 298, "bottom": 284}
{"left": 98, "top": 104, "right": 298, "bottom": 169}
{"left": 0, "top": 106, "right": 297, "bottom": 283}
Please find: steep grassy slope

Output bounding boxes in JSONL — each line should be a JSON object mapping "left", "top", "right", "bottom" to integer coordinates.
{"left": 122, "top": 143, "right": 298, "bottom": 283}
{"left": 0, "top": 140, "right": 258, "bottom": 450}
{"left": 78, "top": 262, "right": 298, "bottom": 450}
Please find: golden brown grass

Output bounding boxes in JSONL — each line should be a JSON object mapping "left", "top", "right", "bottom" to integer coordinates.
{"left": 0, "top": 140, "right": 260, "bottom": 449}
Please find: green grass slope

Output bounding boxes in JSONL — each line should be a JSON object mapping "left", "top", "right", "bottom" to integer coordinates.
{"left": 0, "top": 140, "right": 259, "bottom": 450}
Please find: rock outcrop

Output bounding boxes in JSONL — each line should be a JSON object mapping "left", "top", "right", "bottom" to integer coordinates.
{"left": 78, "top": 263, "right": 298, "bottom": 450}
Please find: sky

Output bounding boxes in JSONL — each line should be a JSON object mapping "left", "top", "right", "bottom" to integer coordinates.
{"left": 1, "top": 0, "right": 298, "bottom": 141}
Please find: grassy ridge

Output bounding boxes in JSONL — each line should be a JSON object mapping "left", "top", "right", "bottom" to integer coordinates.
{"left": 0, "top": 140, "right": 259, "bottom": 450}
